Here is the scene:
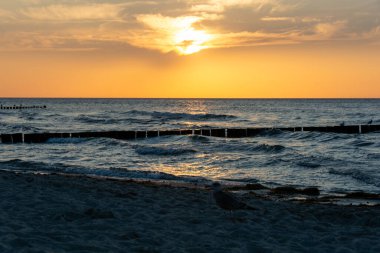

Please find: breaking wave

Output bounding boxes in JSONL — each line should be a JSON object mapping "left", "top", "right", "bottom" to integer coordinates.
{"left": 0, "top": 159, "right": 209, "bottom": 184}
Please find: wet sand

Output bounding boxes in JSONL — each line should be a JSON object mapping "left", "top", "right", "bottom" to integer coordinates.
{"left": 0, "top": 170, "right": 379, "bottom": 253}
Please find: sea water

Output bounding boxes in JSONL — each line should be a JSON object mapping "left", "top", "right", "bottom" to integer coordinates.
{"left": 0, "top": 98, "right": 379, "bottom": 194}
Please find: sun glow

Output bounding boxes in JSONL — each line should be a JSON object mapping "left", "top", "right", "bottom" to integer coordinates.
{"left": 133, "top": 14, "right": 214, "bottom": 55}
{"left": 174, "top": 28, "right": 213, "bottom": 55}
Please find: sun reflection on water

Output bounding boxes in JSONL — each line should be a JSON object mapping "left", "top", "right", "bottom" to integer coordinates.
{"left": 182, "top": 99, "right": 209, "bottom": 114}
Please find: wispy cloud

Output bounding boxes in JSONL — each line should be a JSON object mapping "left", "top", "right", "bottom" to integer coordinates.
{"left": 20, "top": 4, "right": 124, "bottom": 21}
{"left": 314, "top": 21, "right": 347, "bottom": 39}
{"left": 1, "top": 0, "right": 380, "bottom": 54}
{"left": 189, "top": 0, "right": 296, "bottom": 14}
{"left": 0, "top": 8, "right": 15, "bottom": 20}
{"left": 261, "top": 17, "right": 296, "bottom": 22}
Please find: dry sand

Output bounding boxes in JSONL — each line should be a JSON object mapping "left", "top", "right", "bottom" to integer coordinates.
{"left": 0, "top": 170, "right": 379, "bottom": 253}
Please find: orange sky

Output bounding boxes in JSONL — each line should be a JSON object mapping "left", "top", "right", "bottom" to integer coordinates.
{"left": 1, "top": 0, "right": 379, "bottom": 98}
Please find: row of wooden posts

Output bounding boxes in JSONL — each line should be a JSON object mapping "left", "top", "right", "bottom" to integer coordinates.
{"left": 0, "top": 105, "right": 47, "bottom": 110}
{"left": 0, "top": 125, "right": 379, "bottom": 144}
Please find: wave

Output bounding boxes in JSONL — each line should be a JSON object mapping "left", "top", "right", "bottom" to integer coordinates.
{"left": 0, "top": 159, "right": 209, "bottom": 184}
{"left": 75, "top": 111, "right": 238, "bottom": 125}
{"left": 255, "top": 129, "right": 285, "bottom": 137}
{"left": 349, "top": 140, "right": 375, "bottom": 147}
{"left": 46, "top": 137, "right": 133, "bottom": 147}
{"left": 108, "top": 167, "right": 209, "bottom": 183}
{"left": 215, "top": 142, "right": 286, "bottom": 154}
{"left": 134, "top": 145, "right": 197, "bottom": 156}
{"left": 75, "top": 115, "right": 159, "bottom": 126}
{"left": 189, "top": 135, "right": 210, "bottom": 143}
{"left": 0, "top": 159, "right": 53, "bottom": 171}
{"left": 0, "top": 159, "right": 84, "bottom": 176}
{"left": 1, "top": 124, "right": 42, "bottom": 133}
{"left": 317, "top": 134, "right": 350, "bottom": 143}
{"left": 127, "top": 110, "right": 237, "bottom": 121}
{"left": 0, "top": 158, "right": 120, "bottom": 177}
{"left": 291, "top": 154, "right": 329, "bottom": 169}
{"left": 328, "top": 168, "right": 380, "bottom": 187}
{"left": 367, "top": 153, "right": 380, "bottom": 159}
{"left": 296, "top": 161, "right": 321, "bottom": 168}
{"left": 76, "top": 115, "right": 119, "bottom": 125}
{"left": 251, "top": 144, "right": 285, "bottom": 153}
{"left": 109, "top": 168, "right": 178, "bottom": 180}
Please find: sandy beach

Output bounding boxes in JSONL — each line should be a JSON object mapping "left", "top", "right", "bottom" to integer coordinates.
{"left": 0, "top": 170, "right": 379, "bottom": 253}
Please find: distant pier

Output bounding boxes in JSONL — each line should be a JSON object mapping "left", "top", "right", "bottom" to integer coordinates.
{"left": 0, "top": 104, "right": 47, "bottom": 110}
{"left": 0, "top": 124, "right": 379, "bottom": 144}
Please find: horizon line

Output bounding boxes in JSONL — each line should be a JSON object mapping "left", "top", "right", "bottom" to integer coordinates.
{"left": 1, "top": 97, "right": 380, "bottom": 100}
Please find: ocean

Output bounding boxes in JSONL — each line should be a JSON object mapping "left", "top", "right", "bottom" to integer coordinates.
{"left": 0, "top": 98, "right": 379, "bottom": 195}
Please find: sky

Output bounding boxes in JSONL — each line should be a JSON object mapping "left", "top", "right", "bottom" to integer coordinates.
{"left": 0, "top": 0, "right": 380, "bottom": 98}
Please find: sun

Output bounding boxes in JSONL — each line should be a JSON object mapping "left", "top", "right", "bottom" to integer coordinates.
{"left": 173, "top": 28, "right": 213, "bottom": 55}
{"left": 134, "top": 14, "right": 214, "bottom": 55}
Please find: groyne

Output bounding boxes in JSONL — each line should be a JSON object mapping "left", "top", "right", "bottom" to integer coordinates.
{"left": 0, "top": 125, "right": 379, "bottom": 144}
{"left": 0, "top": 105, "right": 47, "bottom": 110}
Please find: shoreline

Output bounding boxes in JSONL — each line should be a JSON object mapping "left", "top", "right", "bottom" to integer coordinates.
{"left": 1, "top": 170, "right": 379, "bottom": 252}
{"left": 2, "top": 169, "right": 379, "bottom": 206}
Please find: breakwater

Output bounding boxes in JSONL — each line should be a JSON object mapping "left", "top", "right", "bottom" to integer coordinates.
{"left": 0, "top": 124, "right": 379, "bottom": 144}
{"left": 0, "top": 104, "right": 47, "bottom": 110}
